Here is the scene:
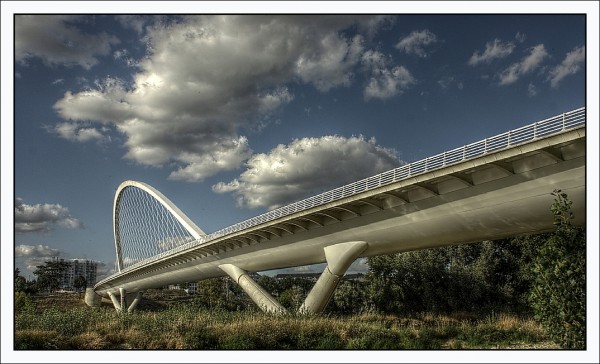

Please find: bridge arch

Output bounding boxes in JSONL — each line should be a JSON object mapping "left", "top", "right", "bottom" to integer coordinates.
{"left": 113, "top": 180, "right": 206, "bottom": 271}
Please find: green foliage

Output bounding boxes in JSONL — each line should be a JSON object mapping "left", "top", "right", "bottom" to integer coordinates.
{"left": 366, "top": 239, "right": 536, "bottom": 315}
{"left": 73, "top": 275, "right": 87, "bottom": 293}
{"left": 33, "top": 260, "right": 69, "bottom": 293}
{"left": 15, "top": 296, "right": 553, "bottom": 349}
{"left": 193, "top": 277, "right": 246, "bottom": 311}
{"left": 14, "top": 291, "right": 35, "bottom": 315}
{"left": 15, "top": 268, "right": 27, "bottom": 293}
{"left": 529, "top": 190, "right": 585, "bottom": 349}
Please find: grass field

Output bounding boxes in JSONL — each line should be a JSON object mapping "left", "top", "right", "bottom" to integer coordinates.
{"left": 14, "top": 292, "right": 559, "bottom": 350}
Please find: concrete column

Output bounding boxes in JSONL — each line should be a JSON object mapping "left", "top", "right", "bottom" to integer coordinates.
{"left": 299, "top": 241, "right": 367, "bottom": 314}
{"left": 107, "top": 291, "right": 122, "bottom": 312}
{"left": 119, "top": 287, "right": 127, "bottom": 311}
{"left": 127, "top": 291, "right": 143, "bottom": 313}
{"left": 219, "top": 264, "right": 287, "bottom": 314}
{"left": 84, "top": 288, "right": 102, "bottom": 308}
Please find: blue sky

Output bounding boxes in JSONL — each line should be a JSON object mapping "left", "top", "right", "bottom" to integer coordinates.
{"left": 4, "top": 10, "right": 593, "bottom": 281}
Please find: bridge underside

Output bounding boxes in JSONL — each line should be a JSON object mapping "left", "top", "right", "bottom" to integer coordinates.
{"left": 94, "top": 130, "right": 585, "bottom": 313}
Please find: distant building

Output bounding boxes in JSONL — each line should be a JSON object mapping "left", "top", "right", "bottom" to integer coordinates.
{"left": 53, "top": 258, "right": 98, "bottom": 291}
{"left": 273, "top": 272, "right": 365, "bottom": 282}
{"left": 167, "top": 281, "right": 198, "bottom": 294}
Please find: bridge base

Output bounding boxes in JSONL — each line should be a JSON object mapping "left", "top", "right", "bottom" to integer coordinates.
{"left": 299, "top": 241, "right": 367, "bottom": 314}
{"left": 107, "top": 289, "right": 144, "bottom": 313}
{"left": 219, "top": 264, "right": 287, "bottom": 314}
{"left": 219, "top": 241, "right": 367, "bottom": 315}
{"left": 84, "top": 288, "right": 102, "bottom": 307}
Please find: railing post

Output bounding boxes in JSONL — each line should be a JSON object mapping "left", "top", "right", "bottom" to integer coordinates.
{"left": 484, "top": 138, "right": 488, "bottom": 153}
{"left": 443, "top": 152, "right": 446, "bottom": 166}
{"left": 562, "top": 113, "right": 566, "bottom": 130}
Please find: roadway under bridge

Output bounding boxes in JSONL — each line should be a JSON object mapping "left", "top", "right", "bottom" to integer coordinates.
{"left": 89, "top": 107, "right": 586, "bottom": 314}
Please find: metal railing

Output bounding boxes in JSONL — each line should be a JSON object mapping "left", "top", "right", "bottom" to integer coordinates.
{"left": 117, "top": 107, "right": 585, "bottom": 274}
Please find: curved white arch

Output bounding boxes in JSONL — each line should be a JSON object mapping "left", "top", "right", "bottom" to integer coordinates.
{"left": 113, "top": 180, "right": 206, "bottom": 271}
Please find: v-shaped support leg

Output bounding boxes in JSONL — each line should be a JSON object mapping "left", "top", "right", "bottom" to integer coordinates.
{"left": 299, "top": 241, "right": 368, "bottom": 314}
{"left": 219, "top": 264, "right": 288, "bottom": 314}
{"left": 107, "top": 289, "right": 144, "bottom": 313}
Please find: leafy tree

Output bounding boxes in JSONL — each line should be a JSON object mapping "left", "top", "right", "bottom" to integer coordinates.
{"left": 329, "top": 280, "right": 371, "bottom": 314}
{"left": 194, "top": 277, "right": 245, "bottom": 310}
{"left": 366, "top": 239, "right": 538, "bottom": 315}
{"left": 33, "top": 260, "right": 69, "bottom": 293}
{"left": 15, "top": 268, "right": 27, "bottom": 293}
{"left": 73, "top": 275, "right": 87, "bottom": 294}
{"left": 529, "top": 190, "right": 585, "bottom": 349}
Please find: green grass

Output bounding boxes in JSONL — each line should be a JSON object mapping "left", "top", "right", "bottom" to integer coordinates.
{"left": 14, "top": 294, "right": 557, "bottom": 350}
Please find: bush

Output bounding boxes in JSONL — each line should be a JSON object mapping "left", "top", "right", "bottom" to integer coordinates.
{"left": 14, "top": 291, "right": 35, "bottom": 315}
{"left": 529, "top": 190, "right": 585, "bottom": 349}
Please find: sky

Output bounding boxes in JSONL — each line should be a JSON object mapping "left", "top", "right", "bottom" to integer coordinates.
{"left": 7, "top": 10, "right": 594, "bottom": 281}
{"left": 2, "top": 2, "right": 599, "bottom": 363}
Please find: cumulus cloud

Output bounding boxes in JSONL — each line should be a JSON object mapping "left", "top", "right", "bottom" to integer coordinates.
{"left": 15, "top": 197, "right": 83, "bottom": 233}
{"left": 15, "top": 244, "right": 60, "bottom": 258}
{"left": 52, "top": 122, "right": 110, "bottom": 143}
{"left": 547, "top": 46, "right": 585, "bottom": 88}
{"left": 395, "top": 29, "right": 438, "bottom": 58}
{"left": 213, "top": 135, "right": 402, "bottom": 210}
{"left": 15, "top": 15, "right": 119, "bottom": 69}
{"left": 15, "top": 244, "right": 62, "bottom": 271}
{"left": 53, "top": 16, "right": 394, "bottom": 182}
{"left": 498, "top": 44, "right": 548, "bottom": 85}
{"left": 468, "top": 39, "right": 515, "bottom": 66}
{"left": 362, "top": 50, "right": 415, "bottom": 100}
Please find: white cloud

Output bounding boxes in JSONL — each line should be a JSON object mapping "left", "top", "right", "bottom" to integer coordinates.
{"left": 362, "top": 50, "right": 415, "bottom": 100}
{"left": 15, "top": 15, "right": 119, "bottom": 69}
{"left": 53, "top": 16, "right": 393, "bottom": 182}
{"left": 15, "top": 244, "right": 60, "bottom": 258}
{"left": 468, "top": 39, "right": 515, "bottom": 66}
{"left": 528, "top": 83, "right": 538, "bottom": 97}
{"left": 213, "top": 135, "right": 401, "bottom": 210}
{"left": 15, "top": 197, "right": 83, "bottom": 233}
{"left": 515, "top": 32, "right": 527, "bottom": 43}
{"left": 498, "top": 44, "right": 548, "bottom": 85}
{"left": 115, "top": 15, "right": 162, "bottom": 35}
{"left": 547, "top": 46, "right": 585, "bottom": 88}
{"left": 395, "top": 29, "right": 438, "bottom": 58}
{"left": 52, "top": 122, "right": 109, "bottom": 143}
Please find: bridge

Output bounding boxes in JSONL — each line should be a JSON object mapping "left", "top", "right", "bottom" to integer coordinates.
{"left": 88, "top": 107, "right": 586, "bottom": 314}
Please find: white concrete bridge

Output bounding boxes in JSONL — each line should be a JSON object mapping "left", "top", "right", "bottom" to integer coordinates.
{"left": 89, "top": 107, "right": 586, "bottom": 314}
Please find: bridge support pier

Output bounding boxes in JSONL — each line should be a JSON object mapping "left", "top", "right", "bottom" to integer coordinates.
{"left": 219, "top": 263, "right": 287, "bottom": 314}
{"left": 106, "top": 289, "right": 144, "bottom": 313}
{"left": 299, "top": 241, "right": 368, "bottom": 314}
{"left": 107, "top": 291, "right": 122, "bottom": 312}
{"left": 84, "top": 288, "right": 102, "bottom": 307}
{"left": 128, "top": 291, "right": 143, "bottom": 313}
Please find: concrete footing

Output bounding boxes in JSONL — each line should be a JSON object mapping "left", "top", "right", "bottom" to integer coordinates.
{"left": 84, "top": 288, "right": 102, "bottom": 307}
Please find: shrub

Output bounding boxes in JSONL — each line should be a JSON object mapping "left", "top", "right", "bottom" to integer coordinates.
{"left": 529, "top": 190, "right": 585, "bottom": 349}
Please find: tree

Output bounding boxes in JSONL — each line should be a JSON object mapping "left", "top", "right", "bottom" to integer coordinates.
{"left": 529, "top": 190, "right": 585, "bottom": 349}
{"left": 366, "top": 238, "right": 539, "bottom": 315}
{"left": 33, "top": 259, "right": 69, "bottom": 293}
{"left": 14, "top": 268, "right": 27, "bottom": 293}
{"left": 73, "top": 275, "right": 87, "bottom": 294}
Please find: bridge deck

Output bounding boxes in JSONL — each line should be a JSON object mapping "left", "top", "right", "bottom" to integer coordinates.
{"left": 95, "top": 108, "right": 585, "bottom": 295}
